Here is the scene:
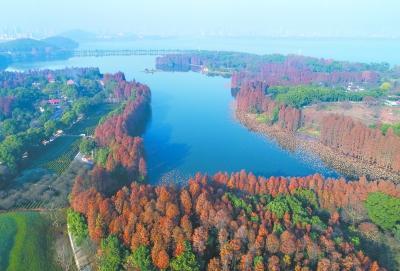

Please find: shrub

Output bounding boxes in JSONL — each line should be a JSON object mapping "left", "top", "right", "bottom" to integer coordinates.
{"left": 67, "top": 208, "right": 88, "bottom": 245}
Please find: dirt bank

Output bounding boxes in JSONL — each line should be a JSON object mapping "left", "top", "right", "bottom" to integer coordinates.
{"left": 236, "top": 110, "right": 400, "bottom": 183}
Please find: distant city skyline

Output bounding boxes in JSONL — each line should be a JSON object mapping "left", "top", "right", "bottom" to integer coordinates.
{"left": 1, "top": 0, "right": 399, "bottom": 39}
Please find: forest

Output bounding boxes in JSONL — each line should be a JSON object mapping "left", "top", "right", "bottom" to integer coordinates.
{"left": 0, "top": 68, "right": 103, "bottom": 181}
{"left": 91, "top": 72, "right": 151, "bottom": 194}
{"left": 234, "top": 82, "right": 400, "bottom": 174}
{"left": 156, "top": 52, "right": 392, "bottom": 88}
{"left": 62, "top": 65, "right": 400, "bottom": 270}
{"left": 70, "top": 170, "right": 400, "bottom": 270}
{"left": 320, "top": 115, "right": 400, "bottom": 172}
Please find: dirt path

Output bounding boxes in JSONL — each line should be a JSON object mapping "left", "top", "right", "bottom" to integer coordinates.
{"left": 67, "top": 227, "right": 93, "bottom": 271}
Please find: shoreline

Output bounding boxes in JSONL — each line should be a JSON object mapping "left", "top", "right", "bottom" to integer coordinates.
{"left": 235, "top": 110, "right": 400, "bottom": 183}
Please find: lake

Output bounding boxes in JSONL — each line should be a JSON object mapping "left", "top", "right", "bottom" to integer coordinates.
{"left": 12, "top": 37, "right": 396, "bottom": 183}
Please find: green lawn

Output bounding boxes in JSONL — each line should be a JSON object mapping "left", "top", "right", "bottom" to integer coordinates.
{"left": 0, "top": 212, "right": 60, "bottom": 271}
{"left": 66, "top": 103, "right": 117, "bottom": 135}
{"left": 26, "top": 135, "right": 80, "bottom": 173}
{"left": 23, "top": 103, "right": 116, "bottom": 174}
{"left": 0, "top": 215, "right": 16, "bottom": 270}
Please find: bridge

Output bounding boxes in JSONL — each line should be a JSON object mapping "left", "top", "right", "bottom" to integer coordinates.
{"left": 72, "top": 49, "right": 197, "bottom": 57}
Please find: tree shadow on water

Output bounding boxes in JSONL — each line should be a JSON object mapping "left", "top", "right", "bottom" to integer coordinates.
{"left": 144, "top": 123, "right": 190, "bottom": 185}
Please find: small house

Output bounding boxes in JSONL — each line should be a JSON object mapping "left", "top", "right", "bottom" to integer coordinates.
{"left": 48, "top": 99, "right": 61, "bottom": 105}
{"left": 66, "top": 79, "right": 75, "bottom": 86}
{"left": 385, "top": 100, "right": 400, "bottom": 107}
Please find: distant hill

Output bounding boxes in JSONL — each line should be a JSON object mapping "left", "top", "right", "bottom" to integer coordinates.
{"left": 0, "top": 36, "right": 79, "bottom": 65}
{"left": 0, "top": 38, "right": 49, "bottom": 52}
{"left": 59, "top": 29, "right": 97, "bottom": 42}
{"left": 41, "top": 36, "right": 79, "bottom": 50}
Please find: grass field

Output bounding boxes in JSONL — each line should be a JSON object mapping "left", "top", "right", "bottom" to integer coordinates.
{"left": 66, "top": 103, "right": 117, "bottom": 135}
{"left": 45, "top": 139, "right": 81, "bottom": 174}
{"left": 26, "top": 135, "right": 81, "bottom": 173}
{"left": 23, "top": 103, "right": 116, "bottom": 175}
{"left": 0, "top": 212, "right": 61, "bottom": 271}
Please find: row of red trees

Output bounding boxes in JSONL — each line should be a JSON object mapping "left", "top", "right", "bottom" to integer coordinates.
{"left": 71, "top": 171, "right": 394, "bottom": 270}
{"left": 236, "top": 81, "right": 302, "bottom": 132}
{"left": 231, "top": 55, "right": 380, "bottom": 89}
{"left": 231, "top": 69, "right": 379, "bottom": 89}
{"left": 235, "top": 81, "right": 400, "bottom": 173}
{"left": 156, "top": 53, "right": 384, "bottom": 89}
{"left": 211, "top": 171, "right": 400, "bottom": 211}
{"left": 90, "top": 73, "right": 151, "bottom": 193}
{"left": 320, "top": 114, "right": 400, "bottom": 172}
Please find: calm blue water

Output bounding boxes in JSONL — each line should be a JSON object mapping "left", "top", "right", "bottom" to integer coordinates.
{"left": 10, "top": 36, "right": 396, "bottom": 183}
{"left": 8, "top": 54, "right": 337, "bottom": 183}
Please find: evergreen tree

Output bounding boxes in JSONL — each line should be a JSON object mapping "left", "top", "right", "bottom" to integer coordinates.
{"left": 170, "top": 241, "right": 200, "bottom": 271}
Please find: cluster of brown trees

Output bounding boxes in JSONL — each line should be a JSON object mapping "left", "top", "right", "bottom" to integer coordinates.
{"left": 0, "top": 96, "right": 14, "bottom": 116}
{"left": 235, "top": 81, "right": 400, "bottom": 172}
{"left": 211, "top": 171, "right": 400, "bottom": 211}
{"left": 236, "top": 81, "right": 302, "bottom": 132}
{"left": 70, "top": 171, "right": 396, "bottom": 270}
{"left": 95, "top": 74, "right": 151, "bottom": 143}
{"left": 320, "top": 115, "right": 400, "bottom": 172}
{"left": 102, "top": 72, "right": 140, "bottom": 101}
{"left": 231, "top": 69, "right": 379, "bottom": 89}
{"left": 89, "top": 73, "right": 151, "bottom": 193}
{"left": 157, "top": 53, "right": 387, "bottom": 88}
{"left": 230, "top": 54, "right": 381, "bottom": 89}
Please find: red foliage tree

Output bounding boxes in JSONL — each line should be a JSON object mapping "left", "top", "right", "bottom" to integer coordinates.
{"left": 320, "top": 114, "right": 400, "bottom": 173}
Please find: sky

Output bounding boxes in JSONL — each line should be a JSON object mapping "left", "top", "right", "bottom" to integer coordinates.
{"left": 1, "top": 0, "right": 399, "bottom": 38}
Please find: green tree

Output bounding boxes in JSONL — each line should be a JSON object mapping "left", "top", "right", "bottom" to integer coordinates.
{"left": 126, "top": 245, "right": 155, "bottom": 271}
{"left": 79, "top": 78, "right": 102, "bottom": 96}
{"left": 67, "top": 208, "right": 88, "bottom": 245}
{"left": 98, "top": 235, "right": 123, "bottom": 271}
{"left": 271, "top": 106, "right": 279, "bottom": 123}
{"left": 0, "top": 135, "right": 24, "bottom": 172}
{"left": 60, "top": 111, "right": 76, "bottom": 126}
{"left": 267, "top": 196, "right": 290, "bottom": 219}
{"left": 62, "top": 84, "right": 79, "bottom": 99}
{"left": 293, "top": 189, "right": 319, "bottom": 209}
{"left": 365, "top": 192, "right": 400, "bottom": 231}
{"left": 79, "top": 138, "right": 95, "bottom": 155}
{"left": 170, "top": 241, "right": 200, "bottom": 271}
{"left": 253, "top": 255, "right": 264, "bottom": 269}
{"left": 95, "top": 147, "right": 110, "bottom": 167}
{"left": 380, "top": 82, "right": 392, "bottom": 91}
{"left": 1, "top": 119, "right": 18, "bottom": 136}
{"left": 44, "top": 120, "right": 57, "bottom": 137}
{"left": 72, "top": 98, "right": 90, "bottom": 115}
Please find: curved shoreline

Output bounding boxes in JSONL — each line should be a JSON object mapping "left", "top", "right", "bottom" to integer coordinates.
{"left": 235, "top": 109, "right": 400, "bottom": 183}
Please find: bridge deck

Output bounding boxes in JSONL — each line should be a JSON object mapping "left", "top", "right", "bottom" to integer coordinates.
{"left": 72, "top": 49, "right": 197, "bottom": 57}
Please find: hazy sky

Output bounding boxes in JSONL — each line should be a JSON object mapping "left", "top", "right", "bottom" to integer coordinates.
{"left": 2, "top": 0, "right": 399, "bottom": 37}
